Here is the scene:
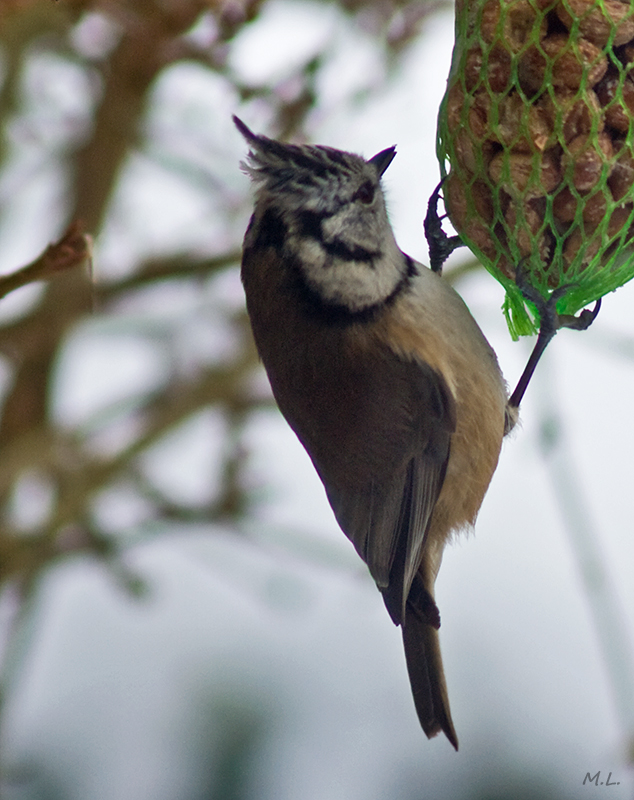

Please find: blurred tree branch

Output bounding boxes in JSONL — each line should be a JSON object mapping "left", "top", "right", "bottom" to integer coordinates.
{"left": 0, "top": 0, "right": 445, "bottom": 752}
{"left": 0, "top": 221, "right": 90, "bottom": 300}
{"left": 0, "top": 0, "right": 440, "bottom": 568}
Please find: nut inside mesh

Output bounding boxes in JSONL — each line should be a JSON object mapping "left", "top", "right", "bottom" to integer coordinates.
{"left": 439, "top": 0, "right": 634, "bottom": 318}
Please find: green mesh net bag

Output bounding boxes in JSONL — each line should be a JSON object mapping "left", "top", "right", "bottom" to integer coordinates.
{"left": 437, "top": 0, "right": 634, "bottom": 337}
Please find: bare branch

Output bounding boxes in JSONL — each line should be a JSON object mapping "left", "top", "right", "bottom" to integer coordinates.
{"left": 0, "top": 222, "right": 92, "bottom": 301}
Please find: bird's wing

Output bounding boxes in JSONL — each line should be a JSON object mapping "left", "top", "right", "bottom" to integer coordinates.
{"left": 314, "top": 350, "right": 456, "bottom": 625}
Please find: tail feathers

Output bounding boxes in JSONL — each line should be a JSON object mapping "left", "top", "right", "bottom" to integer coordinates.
{"left": 402, "top": 602, "right": 458, "bottom": 750}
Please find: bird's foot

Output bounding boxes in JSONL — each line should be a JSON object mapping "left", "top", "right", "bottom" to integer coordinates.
{"left": 508, "top": 264, "right": 601, "bottom": 410}
{"left": 424, "top": 180, "right": 464, "bottom": 274}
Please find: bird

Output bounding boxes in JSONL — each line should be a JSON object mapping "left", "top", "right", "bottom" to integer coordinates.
{"left": 234, "top": 115, "right": 516, "bottom": 749}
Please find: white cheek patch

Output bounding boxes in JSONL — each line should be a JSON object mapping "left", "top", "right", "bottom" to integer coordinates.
{"left": 321, "top": 207, "right": 382, "bottom": 252}
{"left": 294, "top": 237, "right": 405, "bottom": 312}
{"left": 283, "top": 180, "right": 407, "bottom": 312}
{"left": 296, "top": 237, "right": 327, "bottom": 268}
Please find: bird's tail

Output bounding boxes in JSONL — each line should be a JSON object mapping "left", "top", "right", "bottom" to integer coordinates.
{"left": 402, "top": 590, "right": 458, "bottom": 750}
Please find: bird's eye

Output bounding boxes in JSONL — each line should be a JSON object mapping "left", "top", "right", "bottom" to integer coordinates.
{"left": 353, "top": 181, "right": 375, "bottom": 204}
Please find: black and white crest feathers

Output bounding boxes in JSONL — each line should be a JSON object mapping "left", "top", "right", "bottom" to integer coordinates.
{"left": 233, "top": 115, "right": 394, "bottom": 212}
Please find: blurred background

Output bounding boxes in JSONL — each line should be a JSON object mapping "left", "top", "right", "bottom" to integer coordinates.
{"left": 0, "top": 0, "right": 632, "bottom": 798}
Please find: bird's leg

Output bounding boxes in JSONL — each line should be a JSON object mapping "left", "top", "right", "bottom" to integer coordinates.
{"left": 508, "top": 266, "right": 601, "bottom": 410}
{"left": 424, "top": 180, "right": 465, "bottom": 274}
